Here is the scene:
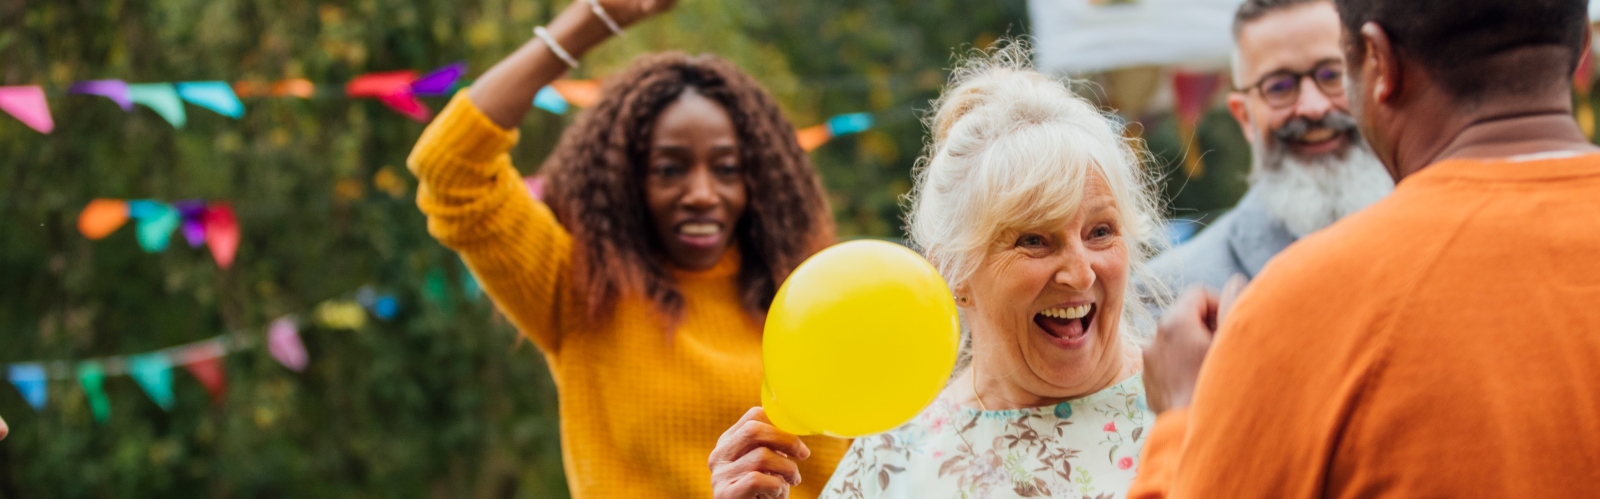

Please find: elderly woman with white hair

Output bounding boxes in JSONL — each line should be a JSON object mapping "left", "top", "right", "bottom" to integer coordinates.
{"left": 708, "top": 44, "right": 1168, "bottom": 499}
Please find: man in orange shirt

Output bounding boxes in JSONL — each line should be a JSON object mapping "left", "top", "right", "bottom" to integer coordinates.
{"left": 1133, "top": 0, "right": 1600, "bottom": 497}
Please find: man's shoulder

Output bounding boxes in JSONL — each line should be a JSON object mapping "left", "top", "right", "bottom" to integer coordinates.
{"left": 1244, "top": 191, "right": 1438, "bottom": 309}
{"left": 1146, "top": 199, "right": 1283, "bottom": 291}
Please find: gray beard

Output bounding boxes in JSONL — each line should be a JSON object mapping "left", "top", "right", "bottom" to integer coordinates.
{"left": 1251, "top": 139, "right": 1394, "bottom": 238}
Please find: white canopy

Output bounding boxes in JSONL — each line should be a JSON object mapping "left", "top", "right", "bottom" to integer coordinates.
{"left": 1032, "top": 0, "right": 1600, "bottom": 75}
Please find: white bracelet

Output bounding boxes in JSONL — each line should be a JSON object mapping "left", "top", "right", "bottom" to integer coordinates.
{"left": 533, "top": 26, "right": 580, "bottom": 68}
{"left": 584, "top": 0, "right": 627, "bottom": 37}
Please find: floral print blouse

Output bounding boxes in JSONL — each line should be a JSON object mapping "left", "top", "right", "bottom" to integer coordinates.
{"left": 819, "top": 374, "right": 1151, "bottom": 499}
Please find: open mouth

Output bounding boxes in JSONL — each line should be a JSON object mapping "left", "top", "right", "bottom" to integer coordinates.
{"left": 1287, "top": 127, "right": 1348, "bottom": 152}
{"left": 675, "top": 221, "right": 723, "bottom": 249}
{"left": 1034, "top": 303, "right": 1094, "bottom": 345}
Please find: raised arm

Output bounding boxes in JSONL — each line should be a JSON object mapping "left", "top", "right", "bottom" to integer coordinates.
{"left": 407, "top": 0, "right": 676, "bottom": 354}
{"left": 469, "top": 0, "right": 677, "bottom": 127}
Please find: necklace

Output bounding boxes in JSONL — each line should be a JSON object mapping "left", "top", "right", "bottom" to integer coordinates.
{"left": 971, "top": 363, "right": 989, "bottom": 411}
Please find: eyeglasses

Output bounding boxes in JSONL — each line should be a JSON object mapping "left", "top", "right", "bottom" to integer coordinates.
{"left": 1238, "top": 61, "right": 1346, "bottom": 109}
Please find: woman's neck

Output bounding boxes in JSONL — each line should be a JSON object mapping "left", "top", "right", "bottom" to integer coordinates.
{"left": 953, "top": 341, "right": 1142, "bottom": 411}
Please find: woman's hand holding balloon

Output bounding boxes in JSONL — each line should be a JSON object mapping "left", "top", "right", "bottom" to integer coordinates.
{"left": 709, "top": 407, "right": 811, "bottom": 499}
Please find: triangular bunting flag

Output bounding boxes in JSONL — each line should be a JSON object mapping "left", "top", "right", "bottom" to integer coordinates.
{"left": 7, "top": 363, "right": 47, "bottom": 411}
{"left": 203, "top": 202, "right": 240, "bottom": 268}
{"left": 0, "top": 86, "right": 55, "bottom": 134}
{"left": 174, "top": 199, "right": 207, "bottom": 248}
{"left": 78, "top": 199, "right": 131, "bottom": 240}
{"left": 268, "top": 317, "right": 308, "bottom": 372}
{"left": 551, "top": 79, "right": 602, "bottom": 108}
{"left": 824, "top": 113, "right": 874, "bottom": 136}
{"left": 127, "top": 83, "right": 187, "bottom": 128}
{"left": 78, "top": 362, "right": 110, "bottom": 423}
{"left": 69, "top": 80, "right": 134, "bottom": 111}
{"left": 273, "top": 79, "right": 316, "bottom": 98}
{"left": 346, "top": 71, "right": 418, "bottom": 98}
{"left": 461, "top": 263, "right": 483, "bottom": 302}
{"left": 377, "top": 93, "right": 432, "bottom": 122}
{"left": 796, "top": 124, "right": 832, "bottom": 152}
{"left": 533, "top": 86, "right": 570, "bottom": 114}
{"left": 175, "top": 81, "right": 245, "bottom": 119}
{"left": 128, "top": 200, "right": 180, "bottom": 252}
{"left": 531, "top": 87, "right": 569, "bottom": 115}
{"left": 183, "top": 356, "right": 227, "bottom": 404}
{"left": 411, "top": 62, "right": 467, "bottom": 96}
{"left": 128, "top": 354, "right": 174, "bottom": 410}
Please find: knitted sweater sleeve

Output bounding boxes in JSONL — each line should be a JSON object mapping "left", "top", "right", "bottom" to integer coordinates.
{"left": 406, "top": 91, "right": 572, "bottom": 354}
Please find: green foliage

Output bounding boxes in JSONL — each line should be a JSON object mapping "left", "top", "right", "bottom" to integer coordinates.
{"left": 0, "top": 0, "right": 1247, "bottom": 497}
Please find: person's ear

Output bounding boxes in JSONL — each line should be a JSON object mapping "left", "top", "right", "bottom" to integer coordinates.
{"left": 1226, "top": 92, "right": 1256, "bottom": 144}
{"left": 1361, "top": 22, "right": 1400, "bottom": 105}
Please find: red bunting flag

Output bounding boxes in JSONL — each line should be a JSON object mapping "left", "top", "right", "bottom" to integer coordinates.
{"left": 203, "top": 202, "right": 240, "bottom": 269}
{"left": 347, "top": 70, "right": 431, "bottom": 122}
{"left": 1171, "top": 71, "right": 1223, "bottom": 178}
{"left": 183, "top": 356, "right": 227, "bottom": 403}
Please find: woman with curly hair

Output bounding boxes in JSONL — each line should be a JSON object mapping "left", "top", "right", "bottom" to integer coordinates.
{"left": 406, "top": 0, "right": 846, "bottom": 497}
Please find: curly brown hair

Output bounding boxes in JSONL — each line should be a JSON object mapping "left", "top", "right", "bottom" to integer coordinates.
{"left": 539, "top": 52, "right": 835, "bottom": 326}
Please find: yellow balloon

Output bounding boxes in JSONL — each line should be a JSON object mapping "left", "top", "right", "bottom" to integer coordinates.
{"left": 762, "top": 240, "right": 960, "bottom": 437}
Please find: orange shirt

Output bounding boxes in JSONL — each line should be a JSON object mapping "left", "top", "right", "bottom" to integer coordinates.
{"left": 1131, "top": 154, "right": 1600, "bottom": 498}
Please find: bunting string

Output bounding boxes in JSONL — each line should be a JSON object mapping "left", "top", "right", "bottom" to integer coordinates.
{"left": 1, "top": 60, "right": 876, "bottom": 151}
{"left": 2, "top": 276, "right": 481, "bottom": 417}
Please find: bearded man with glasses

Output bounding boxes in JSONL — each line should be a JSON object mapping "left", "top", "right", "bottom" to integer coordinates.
{"left": 1146, "top": 0, "right": 1393, "bottom": 295}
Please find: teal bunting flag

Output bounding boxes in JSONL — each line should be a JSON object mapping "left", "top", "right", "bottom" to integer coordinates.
{"left": 533, "top": 86, "right": 569, "bottom": 114}
{"left": 128, "top": 354, "right": 174, "bottom": 410}
{"left": 175, "top": 81, "right": 244, "bottom": 119}
{"left": 128, "top": 200, "right": 180, "bottom": 252}
{"left": 127, "top": 83, "right": 186, "bottom": 127}
{"left": 825, "top": 113, "right": 874, "bottom": 135}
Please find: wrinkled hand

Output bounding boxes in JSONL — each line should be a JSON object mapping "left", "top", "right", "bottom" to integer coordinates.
{"left": 595, "top": 0, "right": 680, "bottom": 27}
{"left": 1143, "top": 275, "right": 1246, "bottom": 414}
{"left": 709, "top": 407, "right": 810, "bottom": 499}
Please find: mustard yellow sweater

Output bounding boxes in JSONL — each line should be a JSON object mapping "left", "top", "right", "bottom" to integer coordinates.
{"left": 407, "top": 93, "right": 847, "bottom": 498}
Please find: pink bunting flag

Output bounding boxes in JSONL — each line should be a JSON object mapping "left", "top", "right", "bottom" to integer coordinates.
{"left": 203, "top": 202, "right": 240, "bottom": 269}
{"left": 267, "top": 317, "right": 308, "bottom": 372}
{"left": 378, "top": 93, "right": 432, "bottom": 122}
{"left": 347, "top": 70, "right": 431, "bottom": 122}
{"left": 0, "top": 86, "right": 55, "bottom": 133}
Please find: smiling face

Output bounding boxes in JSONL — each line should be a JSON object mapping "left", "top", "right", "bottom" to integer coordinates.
{"left": 1229, "top": 1, "right": 1356, "bottom": 160}
{"left": 644, "top": 90, "right": 749, "bottom": 270}
{"left": 959, "top": 170, "right": 1131, "bottom": 399}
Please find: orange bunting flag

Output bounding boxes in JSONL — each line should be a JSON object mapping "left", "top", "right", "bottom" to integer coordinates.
{"left": 79, "top": 199, "right": 131, "bottom": 239}
{"left": 551, "top": 79, "right": 602, "bottom": 108}
{"left": 796, "top": 124, "right": 832, "bottom": 152}
{"left": 274, "top": 79, "right": 316, "bottom": 98}
{"left": 203, "top": 202, "right": 240, "bottom": 269}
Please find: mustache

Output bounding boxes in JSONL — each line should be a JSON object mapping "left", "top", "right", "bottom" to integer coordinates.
{"left": 1271, "top": 111, "right": 1360, "bottom": 143}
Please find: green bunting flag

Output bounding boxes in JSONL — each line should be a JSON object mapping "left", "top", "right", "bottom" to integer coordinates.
{"left": 78, "top": 362, "right": 111, "bottom": 423}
